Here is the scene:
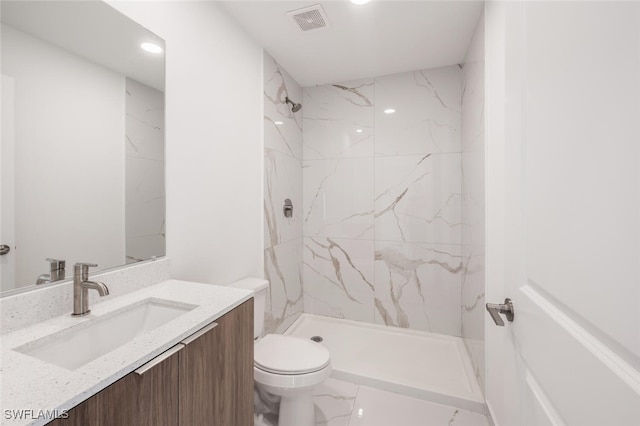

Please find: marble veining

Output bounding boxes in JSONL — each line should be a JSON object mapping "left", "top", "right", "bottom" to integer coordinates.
{"left": 313, "top": 378, "right": 358, "bottom": 426}
{"left": 347, "top": 385, "right": 487, "bottom": 426}
{"left": 303, "top": 237, "right": 375, "bottom": 322}
{"left": 331, "top": 83, "right": 374, "bottom": 106}
{"left": 375, "top": 153, "right": 462, "bottom": 244}
{"left": 309, "top": 378, "right": 488, "bottom": 426}
{"left": 303, "top": 158, "right": 375, "bottom": 240}
{"left": 256, "top": 375, "right": 488, "bottom": 426}
{"left": 263, "top": 52, "right": 303, "bottom": 159}
{"left": 415, "top": 70, "right": 452, "bottom": 110}
{"left": 264, "top": 148, "right": 302, "bottom": 249}
{"left": 461, "top": 63, "right": 484, "bottom": 153}
{"left": 303, "top": 79, "right": 374, "bottom": 160}
{"left": 374, "top": 242, "right": 463, "bottom": 336}
{"left": 302, "top": 67, "right": 464, "bottom": 334}
{"left": 460, "top": 246, "right": 485, "bottom": 387}
{"left": 263, "top": 52, "right": 304, "bottom": 334}
{"left": 460, "top": 251, "right": 485, "bottom": 316}
{"left": 375, "top": 66, "right": 461, "bottom": 157}
{"left": 264, "top": 239, "right": 304, "bottom": 334}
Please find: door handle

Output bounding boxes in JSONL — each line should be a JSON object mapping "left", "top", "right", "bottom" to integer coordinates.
{"left": 486, "top": 298, "right": 514, "bottom": 326}
{"left": 0, "top": 245, "right": 10, "bottom": 255}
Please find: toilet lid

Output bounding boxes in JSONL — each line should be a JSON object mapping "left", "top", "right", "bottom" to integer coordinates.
{"left": 254, "top": 334, "right": 330, "bottom": 375}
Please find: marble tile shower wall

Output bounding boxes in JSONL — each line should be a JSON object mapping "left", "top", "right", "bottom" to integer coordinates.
{"left": 461, "top": 16, "right": 486, "bottom": 390}
{"left": 302, "top": 66, "right": 464, "bottom": 336}
{"left": 125, "top": 78, "right": 166, "bottom": 263}
{"left": 263, "top": 52, "right": 304, "bottom": 334}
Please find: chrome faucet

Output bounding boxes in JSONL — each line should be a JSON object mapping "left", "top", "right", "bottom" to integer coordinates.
{"left": 72, "top": 263, "right": 109, "bottom": 317}
{"left": 36, "top": 258, "right": 66, "bottom": 285}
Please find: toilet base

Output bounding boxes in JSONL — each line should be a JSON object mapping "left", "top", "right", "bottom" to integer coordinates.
{"left": 254, "top": 362, "right": 331, "bottom": 426}
{"left": 254, "top": 413, "right": 277, "bottom": 426}
{"left": 278, "top": 390, "right": 314, "bottom": 426}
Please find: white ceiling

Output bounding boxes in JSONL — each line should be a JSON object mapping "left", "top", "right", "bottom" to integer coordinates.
{"left": 1, "top": 1, "right": 165, "bottom": 91}
{"left": 220, "top": 0, "right": 484, "bottom": 87}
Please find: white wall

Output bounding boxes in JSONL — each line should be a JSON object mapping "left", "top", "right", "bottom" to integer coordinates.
{"left": 1, "top": 24, "right": 125, "bottom": 287}
{"left": 108, "top": 1, "right": 264, "bottom": 285}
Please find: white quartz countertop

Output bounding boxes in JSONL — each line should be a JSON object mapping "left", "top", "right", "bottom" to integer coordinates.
{"left": 0, "top": 279, "right": 253, "bottom": 426}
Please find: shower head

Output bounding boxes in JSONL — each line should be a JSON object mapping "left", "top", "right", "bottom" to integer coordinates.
{"left": 285, "top": 96, "right": 302, "bottom": 113}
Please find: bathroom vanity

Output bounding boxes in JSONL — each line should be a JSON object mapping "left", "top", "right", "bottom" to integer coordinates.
{"left": 49, "top": 299, "right": 253, "bottom": 426}
{"left": 0, "top": 279, "right": 255, "bottom": 426}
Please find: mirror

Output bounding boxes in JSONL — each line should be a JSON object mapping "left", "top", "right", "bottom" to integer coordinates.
{"left": 0, "top": 1, "right": 166, "bottom": 295}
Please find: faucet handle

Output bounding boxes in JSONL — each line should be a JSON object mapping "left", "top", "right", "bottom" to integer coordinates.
{"left": 75, "top": 262, "right": 98, "bottom": 280}
{"left": 46, "top": 258, "right": 66, "bottom": 271}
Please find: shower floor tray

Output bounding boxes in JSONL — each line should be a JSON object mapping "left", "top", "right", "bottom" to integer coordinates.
{"left": 285, "top": 314, "right": 485, "bottom": 413}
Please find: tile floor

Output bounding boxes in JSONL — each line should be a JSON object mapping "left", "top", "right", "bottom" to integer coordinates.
{"left": 313, "top": 378, "right": 488, "bottom": 426}
{"left": 256, "top": 378, "right": 488, "bottom": 426}
{"left": 314, "top": 378, "right": 488, "bottom": 426}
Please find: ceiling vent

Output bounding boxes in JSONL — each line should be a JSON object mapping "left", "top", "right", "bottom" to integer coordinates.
{"left": 287, "top": 4, "right": 330, "bottom": 33}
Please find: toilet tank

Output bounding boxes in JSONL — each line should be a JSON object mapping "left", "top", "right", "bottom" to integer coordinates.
{"left": 229, "top": 278, "right": 269, "bottom": 339}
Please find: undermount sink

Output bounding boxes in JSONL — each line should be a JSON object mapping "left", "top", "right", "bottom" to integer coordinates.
{"left": 14, "top": 298, "right": 196, "bottom": 370}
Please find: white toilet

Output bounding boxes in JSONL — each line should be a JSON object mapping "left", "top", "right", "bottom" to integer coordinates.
{"left": 230, "top": 278, "right": 332, "bottom": 426}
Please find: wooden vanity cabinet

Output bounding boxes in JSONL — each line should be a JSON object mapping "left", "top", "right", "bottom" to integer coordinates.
{"left": 49, "top": 299, "right": 253, "bottom": 426}
{"left": 49, "top": 349, "right": 179, "bottom": 426}
{"left": 179, "top": 298, "right": 253, "bottom": 426}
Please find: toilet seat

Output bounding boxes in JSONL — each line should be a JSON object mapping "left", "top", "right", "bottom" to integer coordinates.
{"left": 254, "top": 362, "right": 332, "bottom": 391}
{"left": 254, "top": 334, "right": 330, "bottom": 375}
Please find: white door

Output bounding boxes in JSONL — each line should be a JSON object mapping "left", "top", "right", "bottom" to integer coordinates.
{"left": 1, "top": 74, "right": 16, "bottom": 290}
{"left": 485, "top": 2, "right": 640, "bottom": 425}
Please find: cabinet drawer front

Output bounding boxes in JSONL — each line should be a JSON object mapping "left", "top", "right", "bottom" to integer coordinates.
{"left": 179, "top": 300, "right": 254, "bottom": 426}
{"left": 50, "top": 350, "right": 180, "bottom": 426}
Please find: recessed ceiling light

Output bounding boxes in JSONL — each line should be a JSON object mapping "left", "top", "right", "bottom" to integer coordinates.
{"left": 140, "top": 42, "right": 163, "bottom": 54}
{"left": 351, "top": 0, "right": 370, "bottom": 5}
{"left": 384, "top": 108, "right": 396, "bottom": 114}
{"left": 274, "top": 121, "right": 284, "bottom": 125}
{"left": 356, "top": 129, "right": 363, "bottom": 133}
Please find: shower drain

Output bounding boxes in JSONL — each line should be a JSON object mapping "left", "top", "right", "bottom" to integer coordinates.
{"left": 310, "top": 336, "right": 323, "bottom": 343}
